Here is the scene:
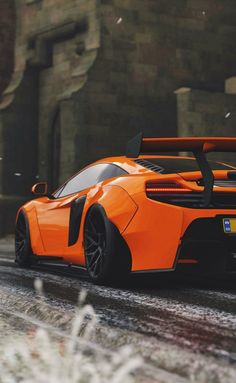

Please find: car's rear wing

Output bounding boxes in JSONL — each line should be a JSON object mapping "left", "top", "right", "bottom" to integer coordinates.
{"left": 126, "top": 133, "right": 236, "bottom": 208}
{"left": 126, "top": 132, "right": 236, "bottom": 158}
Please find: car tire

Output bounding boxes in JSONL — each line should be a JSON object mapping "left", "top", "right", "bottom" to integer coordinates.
{"left": 84, "top": 204, "right": 132, "bottom": 285}
{"left": 15, "top": 211, "right": 33, "bottom": 268}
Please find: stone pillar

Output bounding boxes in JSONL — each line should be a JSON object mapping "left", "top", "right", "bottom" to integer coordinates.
{"left": 175, "top": 87, "right": 236, "bottom": 165}
{"left": 225, "top": 77, "right": 236, "bottom": 94}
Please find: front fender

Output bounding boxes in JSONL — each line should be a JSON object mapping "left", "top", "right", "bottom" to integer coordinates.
{"left": 20, "top": 202, "right": 45, "bottom": 255}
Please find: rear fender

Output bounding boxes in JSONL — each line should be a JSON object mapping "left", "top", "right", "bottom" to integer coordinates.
{"left": 86, "top": 185, "right": 138, "bottom": 234}
{"left": 122, "top": 192, "right": 184, "bottom": 271}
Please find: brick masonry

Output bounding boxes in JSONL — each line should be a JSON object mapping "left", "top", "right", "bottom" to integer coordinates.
{"left": 0, "top": 0, "right": 236, "bottom": 234}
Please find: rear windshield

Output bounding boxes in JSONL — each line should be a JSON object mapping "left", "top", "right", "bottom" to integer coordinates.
{"left": 137, "top": 158, "right": 234, "bottom": 174}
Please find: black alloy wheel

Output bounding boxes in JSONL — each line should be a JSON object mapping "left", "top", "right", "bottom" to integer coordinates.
{"left": 84, "top": 204, "right": 131, "bottom": 284}
{"left": 15, "top": 212, "right": 33, "bottom": 267}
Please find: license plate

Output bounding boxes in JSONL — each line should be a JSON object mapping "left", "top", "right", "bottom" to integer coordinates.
{"left": 223, "top": 218, "right": 236, "bottom": 234}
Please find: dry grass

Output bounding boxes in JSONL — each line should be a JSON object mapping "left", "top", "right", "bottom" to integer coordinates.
{"left": 0, "top": 280, "right": 142, "bottom": 383}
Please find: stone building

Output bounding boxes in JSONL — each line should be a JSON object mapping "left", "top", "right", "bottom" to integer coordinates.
{"left": 0, "top": 0, "right": 236, "bottom": 235}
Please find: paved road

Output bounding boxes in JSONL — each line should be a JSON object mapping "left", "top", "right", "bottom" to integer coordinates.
{"left": 0, "top": 238, "right": 236, "bottom": 382}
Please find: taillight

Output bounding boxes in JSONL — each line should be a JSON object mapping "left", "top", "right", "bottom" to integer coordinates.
{"left": 146, "top": 182, "right": 203, "bottom": 207}
{"left": 146, "top": 182, "right": 191, "bottom": 193}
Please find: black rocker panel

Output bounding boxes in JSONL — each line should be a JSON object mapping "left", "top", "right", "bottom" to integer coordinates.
{"left": 68, "top": 196, "right": 86, "bottom": 246}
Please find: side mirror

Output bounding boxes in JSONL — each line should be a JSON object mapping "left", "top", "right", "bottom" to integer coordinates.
{"left": 31, "top": 182, "right": 48, "bottom": 196}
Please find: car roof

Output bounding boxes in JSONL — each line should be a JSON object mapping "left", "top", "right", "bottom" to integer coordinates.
{"left": 92, "top": 155, "right": 198, "bottom": 174}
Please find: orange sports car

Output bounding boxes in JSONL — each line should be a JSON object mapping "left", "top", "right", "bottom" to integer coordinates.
{"left": 15, "top": 134, "right": 236, "bottom": 284}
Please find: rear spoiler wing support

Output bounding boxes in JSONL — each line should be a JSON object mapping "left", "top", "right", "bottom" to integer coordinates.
{"left": 193, "top": 151, "right": 214, "bottom": 207}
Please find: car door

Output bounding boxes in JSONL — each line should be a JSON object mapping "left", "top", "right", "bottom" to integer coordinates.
{"left": 35, "top": 192, "right": 80, "bottom": 256}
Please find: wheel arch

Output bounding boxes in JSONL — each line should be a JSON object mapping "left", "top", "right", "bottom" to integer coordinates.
{"left": 83, "top": 202, "right": 132, "bottom": 282}
{"left": 17, "top": 204, "right": 45, "bottom": 255}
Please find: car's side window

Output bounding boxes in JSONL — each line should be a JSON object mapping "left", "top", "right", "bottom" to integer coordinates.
{"left": 55, "top": 163, "right": 127, "bottom": 198}
{"left": 97, "top": 164, "right": 127, "bottom": 183}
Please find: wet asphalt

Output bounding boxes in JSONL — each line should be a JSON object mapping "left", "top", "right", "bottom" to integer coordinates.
{"left": 0, "top": 238, "right": 236, "bottom": 382}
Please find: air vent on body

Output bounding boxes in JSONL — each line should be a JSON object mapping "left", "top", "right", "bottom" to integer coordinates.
{"left": 134, "top": 159, "right": 164, "bottom": 174}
